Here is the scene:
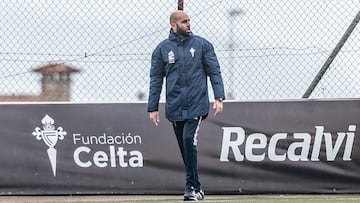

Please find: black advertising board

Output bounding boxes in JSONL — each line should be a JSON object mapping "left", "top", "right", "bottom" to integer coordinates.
{"left": 0, "top": 100, "right": 359, "bottom": 195}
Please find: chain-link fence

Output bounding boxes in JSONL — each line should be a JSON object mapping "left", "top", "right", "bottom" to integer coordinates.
{"left": 0, "top": 0, "right": 359, "bottom": 102}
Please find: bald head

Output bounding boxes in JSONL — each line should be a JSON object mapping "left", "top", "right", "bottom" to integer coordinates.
{"left": 170, "top": 10, "right": 188, "bottom": 24}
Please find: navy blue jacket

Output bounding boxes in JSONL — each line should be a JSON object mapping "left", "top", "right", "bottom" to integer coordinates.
{"left": 148, "top": 29, "right": 225, "bottom": 121}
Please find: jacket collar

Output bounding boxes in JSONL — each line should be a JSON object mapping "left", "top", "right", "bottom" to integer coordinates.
{"left": 168, "top": 29, "right": 193, "bottom": 42}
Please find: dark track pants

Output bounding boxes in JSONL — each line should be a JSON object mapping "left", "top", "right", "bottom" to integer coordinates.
{"left": 171, "top": 116, "right": 203, "bottom": 192}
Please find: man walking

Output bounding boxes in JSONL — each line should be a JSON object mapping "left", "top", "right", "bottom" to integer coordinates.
{"left": 147, "top": 10, "right": 225, "bottom": 201}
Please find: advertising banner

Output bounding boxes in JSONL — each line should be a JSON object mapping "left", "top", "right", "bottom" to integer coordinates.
{"left": 0, "top": 100, "right": 359, "bottom": 195}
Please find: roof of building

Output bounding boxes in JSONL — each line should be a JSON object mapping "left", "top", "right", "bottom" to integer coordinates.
{"left": 34, "top": 63, "right": 80, "bottom": 74}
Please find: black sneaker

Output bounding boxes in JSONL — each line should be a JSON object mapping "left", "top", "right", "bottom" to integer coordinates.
{"left": 183, "top": 190, "right": 198, "bottom": 201}
{"left": 195, "top": 190, "right": 205, "bottom": 201}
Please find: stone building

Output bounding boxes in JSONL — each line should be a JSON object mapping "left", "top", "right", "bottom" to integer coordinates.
{"left": 0, "top": 63, "right": 79, "bottom": 102}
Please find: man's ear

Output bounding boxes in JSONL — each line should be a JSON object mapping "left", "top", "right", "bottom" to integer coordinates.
{"left": 170, "top": 23, "right": 177, "bottom": 32}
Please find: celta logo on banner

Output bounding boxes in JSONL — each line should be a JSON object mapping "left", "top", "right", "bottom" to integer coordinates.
{"left": 220, "top": 125, "right": 355, "bottom": 162}
{"left": 32, "top": 115, "right": 67, "bottom": 176}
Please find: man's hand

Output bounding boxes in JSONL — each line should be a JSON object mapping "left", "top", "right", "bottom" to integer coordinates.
{"left": 213, "top": 99, "right": 223, "bottom": 116}
{"left": 149, "top": 111, "right": 160, "bottom": 126}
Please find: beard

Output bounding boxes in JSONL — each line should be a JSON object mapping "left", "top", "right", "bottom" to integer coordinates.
{"left": 176, "top": 24, "right": 190, "bottom": 37}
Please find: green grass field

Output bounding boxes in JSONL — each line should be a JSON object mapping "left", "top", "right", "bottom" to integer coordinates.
{"left": 2, "top": 195, "right": 360, "bottom": 203}
{"left": 113, "top": 195, "right": 360, "bottom": 203}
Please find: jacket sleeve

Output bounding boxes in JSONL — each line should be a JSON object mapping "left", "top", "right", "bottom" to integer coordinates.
{"left": 202, "top": 41, "right": 225, "bottom": 100}
{"left": 147, "top": 45, "right": 165, "bottom": 112}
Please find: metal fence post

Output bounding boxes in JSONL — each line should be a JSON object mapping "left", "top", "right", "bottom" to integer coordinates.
{"left": 302, "top": 10, "right": 360, "bottom": 98}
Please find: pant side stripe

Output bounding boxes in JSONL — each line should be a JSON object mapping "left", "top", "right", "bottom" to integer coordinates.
{"left": 193, "top": 117, "right": 202, "bottom": 146}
